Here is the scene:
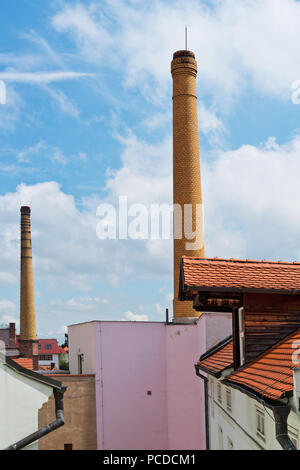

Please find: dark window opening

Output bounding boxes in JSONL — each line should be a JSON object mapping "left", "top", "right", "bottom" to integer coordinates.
{"left": 39, "top": 354, "right": 53, "bottom": 361}
{"left": 78, "top": 354, "right": 83, "bottom": 374}
{"left": 64, "top": 443, "right": 73, "bottom": 450}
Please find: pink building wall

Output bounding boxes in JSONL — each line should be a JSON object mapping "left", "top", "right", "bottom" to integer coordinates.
{"left": 93, "top": 322, "right": 168, "bottom": 450}
{"left": 68, "top": 313, "right": 232, "bottom": 450}
{"left": 165, "top": 322, "right": 205, "bottom": 450}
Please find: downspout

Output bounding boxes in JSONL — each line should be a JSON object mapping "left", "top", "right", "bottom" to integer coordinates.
{"left": 5, "top": 387, "right": 66, "bottom": 450}
{"left": 222, "top": 379, "right": 297, "bottom": 451}
{"left": 195, "top": 366, "right": 209, "bottom": 450}
{"left": 272, "top": 405, "right": 296, "bottom": 451}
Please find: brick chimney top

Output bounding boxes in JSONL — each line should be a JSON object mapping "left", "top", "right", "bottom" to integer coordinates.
{"left": 9, "top": 323, "right": 16, "bottom": 348}
{"left": 20, "top": 206, "right": 31, "bottom": 214}
{"left": 173, "top": 50, "right": 195, "bottom": 60}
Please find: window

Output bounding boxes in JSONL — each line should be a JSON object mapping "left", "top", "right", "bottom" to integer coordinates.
{"left": 227, "top": 437, "right": 234, "bottom": 450}
{"left": 39, "top": 354, "right": 53, "bottom": 360}
{"left": 45, "top": 344, "right": 52, "bottom": 350}
{"left": 218, "top": 426, "right": 223, "bottom": 450}
{"left": 217, "top": 382, "right": 222, "bottom": 403}
{"left": 64, "top": 443, "right": 73, "bottom": 450}
{"left": 256, "top": 409, "right": 265, "bottom": 439}
{"left": 226, "top": 388, "right": 232, "bottom": 412}
{"left": 78, "top": 354, "right": 83, "bottom": 374}
{"left": 38, "top": 344, "right": 41, "bottom": 349}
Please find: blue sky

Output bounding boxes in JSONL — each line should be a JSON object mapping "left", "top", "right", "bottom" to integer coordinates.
{"left": 0, "top": 0, "right": 300, "bottom": 340}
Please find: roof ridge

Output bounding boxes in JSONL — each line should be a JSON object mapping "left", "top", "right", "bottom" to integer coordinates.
{"left": 183, "top": 256, "right": 300, "bottom": 266}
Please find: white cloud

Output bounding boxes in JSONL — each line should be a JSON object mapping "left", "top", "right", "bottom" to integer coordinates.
{"left": 42, "top": 85, "right": 81, "bottom": 119}
{"left": 105, "top": 131, "right": 172, "bottom": 206}
{"left": 51, "top": 0, "right": 300, "bottom": 104}
{"left": 203, "top": 133, "right": 300, "bottom": 261}
{"left": 52, "top": 3, "right": 114, "bottom": 64}
{"left": 0, "top": 71, "right": 91, "bottom": 84}
{"left": 0, "top": 315, "right": 19, "bottom": 330}
{"left": 17, "top": 141, "right": 67, "bottom": 165}
{"left": 0, "top": 272, "right": 16, "bottom": 284}
{"left": 0, "top": 300, "right": 16, "bottom": 312}
{"left": 0, "top": 85, "right": 24, "bottom": 131}
{"left": 122, "top": 311, "right": 148, "bottom": 322}
{"left": 50, "top": 296, "right": 109, "bottom": 311}
{"left": 57, "top": 325, "right": 68, "bottom": 336}
{"left": 198, "top": 102, "right": 225, "bottom": 141}
{"left": 155, "top": 303, "right": 164, "bottom": 315}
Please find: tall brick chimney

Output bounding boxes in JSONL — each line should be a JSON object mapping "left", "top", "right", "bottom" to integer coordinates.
{"left": 171, "top": 50, "right": 205, "bottom": 321}
{"left": 19, "top": 206, "right": 39, "bottom": 369}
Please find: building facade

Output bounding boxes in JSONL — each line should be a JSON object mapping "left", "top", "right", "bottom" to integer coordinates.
{"left": 39, "top": 374, "right": 97, "bottom": 450}
{"left": 0, "top": 354, "right": 65, "bottom": 450}
{"left": 207, "top": 374, "right": 300, "bottom": 450}
{"left": 38, "top": 338, "right": 66, "bottom": 369}
{"left": 68, "top": 315, "right": 231, "bottom": 450}
{"left": 180, "top": 256, "right": 300, "bottom": 450}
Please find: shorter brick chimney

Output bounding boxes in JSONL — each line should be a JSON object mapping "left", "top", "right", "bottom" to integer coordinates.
{"left": 18, "top": 206, "right": 39, "bottom": 370}
{"left": 9, "top": 323, "right": 16, "bottom": 348}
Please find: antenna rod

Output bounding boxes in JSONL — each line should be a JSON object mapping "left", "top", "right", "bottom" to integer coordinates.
{"left": 185, "top": 26, "right": 187, "bottom": 50}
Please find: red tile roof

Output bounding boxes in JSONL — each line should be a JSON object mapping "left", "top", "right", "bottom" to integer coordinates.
{"left": 226, "top": 329, "right": 300, "bottom": 400}
{"left": 38, "top": 339, "right": 66, "bottom": 355}
{"left": 197, "top": 339, "right": 233, "bottom": 376}
{"left": 182, "top": 257, "right": 300, "bottom": 293}
{"left": 12, "top": 358, "right": 34, "bottom": 370}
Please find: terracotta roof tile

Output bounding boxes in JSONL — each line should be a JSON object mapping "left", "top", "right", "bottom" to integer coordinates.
{"left": 197, "top": 340, "right": 233, "bottom": 376}
{"left": 226, "top": 329, "right": 300, "bottom": 400}
{"left": 12, "top": 357, "right": 34, "bottom": 370}
{"left": 182, "top": 257, "right": 300, "bottom": 293}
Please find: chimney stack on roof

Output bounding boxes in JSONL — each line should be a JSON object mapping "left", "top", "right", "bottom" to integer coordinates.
{"left": 8, "top": 322, "right": 16, "bottom": 348}
{"left": 171, "top": 50, "right": 205, "bottom": 321}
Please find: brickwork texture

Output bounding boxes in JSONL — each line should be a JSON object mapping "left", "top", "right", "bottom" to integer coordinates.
{"left": 171, "top": 51, "right": 205, "bottom": 319}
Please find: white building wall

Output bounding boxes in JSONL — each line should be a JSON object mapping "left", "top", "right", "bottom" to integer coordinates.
{"left": 208, "top": 376, "right": 300, "bottom": 450}
{"left": 69, "top": 321, "right": 96, "bottom": 374}
{"left": 39, "top": 354, "right": 60, "bottom": 369}
{"left": 0, "top": 360, "right": 53, "bottom": 450}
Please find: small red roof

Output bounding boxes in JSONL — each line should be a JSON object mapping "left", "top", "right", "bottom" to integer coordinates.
{"left": 226, "top": 328, "right": 300, "bottom": 400}
{"left": 12, "top": 358, "right": 34, "bottom": 370}
{"left": 196, "top": 339, "right": 233, "bottom": 376}
{"left": 182, "top": 257, "right": 300, "bottom": 294}
{"left": 38, "top": 339, "right": 66, "bottom": 355}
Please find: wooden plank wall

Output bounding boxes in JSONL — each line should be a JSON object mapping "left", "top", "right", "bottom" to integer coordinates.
{"left": 243, "top": 293, "right": 300, "bottom": 363}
